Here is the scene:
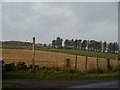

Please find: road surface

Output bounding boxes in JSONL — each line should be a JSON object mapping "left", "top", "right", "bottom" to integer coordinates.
{"left": 3, "top": 79, "right": 119, "bottom": 89}
{"left": 69, "top": 80, "right": 119, "bottom": 88}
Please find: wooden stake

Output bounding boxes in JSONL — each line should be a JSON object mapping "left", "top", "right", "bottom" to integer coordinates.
{"left": 85, "top": 56, "right": 88, "bottom": 71}
{"left": 96, "top": 57, "right": 99, "bottom": 73}
{"left": 75, "top": 55, "right": 77, "bottom": 70}
{"left": 32, "top": 37, "right": 35, "bottom": 70}
{"left": 66, "top": 58, "right": 70, "bottom": 68}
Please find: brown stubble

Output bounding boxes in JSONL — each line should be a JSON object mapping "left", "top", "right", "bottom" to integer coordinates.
{"left": 2, "top": 49, "right": 119, "bottom": 71}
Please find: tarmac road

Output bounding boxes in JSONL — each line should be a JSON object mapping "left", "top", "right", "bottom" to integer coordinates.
{"left": 3, "top": 79, "right": 120, "bottom": 89}
{"left": 69, "top": 80, "right": 119, "bottom": 88}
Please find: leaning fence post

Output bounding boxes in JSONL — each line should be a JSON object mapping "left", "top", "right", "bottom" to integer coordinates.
{"left": 85, "top": 55, "right": 88, "bottom": 71}
{"left": 75, "top": 55, "right": 77, "bottom": 70}
{"left": 107, "top": 58, "right": 112, "bottom": 71}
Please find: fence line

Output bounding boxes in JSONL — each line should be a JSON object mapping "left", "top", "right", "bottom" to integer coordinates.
{"left": 3, "top": 55, "right": 120, "bottom": 72}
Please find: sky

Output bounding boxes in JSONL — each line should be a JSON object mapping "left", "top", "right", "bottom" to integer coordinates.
{"left": 1, "top": 2, "right": 118, "bottom": 44}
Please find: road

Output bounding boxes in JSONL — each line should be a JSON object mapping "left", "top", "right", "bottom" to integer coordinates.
{"left": 69, "top": 80, "right": 119, "bottom": 88}
{"left": 3, "top": 79, "right": 119, "bottom": 89}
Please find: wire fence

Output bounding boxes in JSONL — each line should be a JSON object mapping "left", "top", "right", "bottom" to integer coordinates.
{"left": 3, "top": 55, "right": 120, "bottom": 72}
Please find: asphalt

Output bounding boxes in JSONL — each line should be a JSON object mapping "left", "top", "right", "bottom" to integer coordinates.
{"left": 69, "top": 80, "right": 119, "bottom": 88}
{"left": 3, "top": 79, "right": 120, "bottom": 89}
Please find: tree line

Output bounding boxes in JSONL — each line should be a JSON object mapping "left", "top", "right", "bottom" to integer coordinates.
{"left": 52, "top": 37, "right": 119, "bottom": 54}
{"left": 1, "top": 37, "right": 119, "bottom": 54}
{"left": 2, "top": 41, "right": 32, "bottom": 46}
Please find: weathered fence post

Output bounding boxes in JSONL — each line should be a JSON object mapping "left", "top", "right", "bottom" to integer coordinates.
{"left": 32, "top": 37, "right": 35, "bottom": 70}
{"left": 107, "top": 58, "right": 112, "bottom": 72}
{"left": 75, "top": 55, "right": 77, "bottom": 70}
{"left": 96, "top": 57, "right": 99, "bottom": 73}
{"left": 66, "top": 58, "right": 70, "bottom": 68}
{"left": 85, "top": 55, "right": 88, "bottom": 71}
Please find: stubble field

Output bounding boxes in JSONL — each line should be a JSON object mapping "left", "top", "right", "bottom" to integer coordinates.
{"left": 2, "top": 49, "right": 119, "bottom": 72}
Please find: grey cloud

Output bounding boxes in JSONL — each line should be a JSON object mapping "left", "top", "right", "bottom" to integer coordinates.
{"left": 2, "top": 2, "right": 118, "bottom": 44}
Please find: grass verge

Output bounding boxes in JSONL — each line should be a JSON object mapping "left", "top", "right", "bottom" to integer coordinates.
{"left": 2, "top": 82, "right": 14, "bottom": 88}
{"left": 3, "top": 69, "right": 119, "bottom": 80}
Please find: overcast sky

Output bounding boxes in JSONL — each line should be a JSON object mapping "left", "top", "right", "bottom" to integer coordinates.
{"left": 2, "top": 2, "right": 118, "bottom": 44}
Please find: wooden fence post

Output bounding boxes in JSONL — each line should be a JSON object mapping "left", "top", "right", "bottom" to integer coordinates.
{"left": 66, "top": 58, "right": 70, "bottom": 68}
{"left": 32, "top": 37, "right": 35, "bottom": 70}
{"left": 85, "top": 56, "right": 88, "bottom": 71}
{"left": 75, "top": 55, "right": 77, "bottom": 70}
{"left": 107, "top": 58, "right": 112, "bottom": 71}
{"left": 96, "top": 57, "right": 99, "bottom": 73}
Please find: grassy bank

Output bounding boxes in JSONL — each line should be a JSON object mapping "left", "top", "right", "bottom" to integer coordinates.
{"left": 3, "top": 69, "right": 119, "bottom": 80}
{"left": 2, "top": 68, "right": 119, "bottom": 88}
{"left": 2, "top": 82, "right": 14, "bottom": 88}
{"left": 2, "top": 71, "right": 119, "bottom": 89}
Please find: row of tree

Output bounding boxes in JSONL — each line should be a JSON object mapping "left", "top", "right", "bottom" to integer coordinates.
{"left": 52, "top": 37, "right": 119, "bottom": 53}
{"left": 2, "top": 41, "right": 32, "bottom": 46}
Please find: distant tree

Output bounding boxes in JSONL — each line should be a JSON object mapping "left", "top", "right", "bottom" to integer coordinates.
{"left": 94, "top": 41, "right": 98, "bottom": 52}
{"left": 108, "top": 42, "right": 112, "bottom": 53}
{"left": 75, "top": 39, "right": 78, "bottom": 50}
{"left": 111, "top": 42, "right": 119, "bottom": 53}
{"left": 95, "top": 41, "right": 102, "bottom": 52}
{"left": 81, "top": 40, "right": 87, "bottom": 50}
{"left": 43, "top": 43, "right": 47, "bottom": 47}
{"left": 56, "top": 37, "right": 63, "bottom": 48}
{"left": 52, "top": 40, "right": 55, "bottom": 48}
{"left": 52, "top": 37, "right": 119, "bottom": 54}
{"left": 87, "top": 40, "right": 90, "bottom": 51}
{"left": 52, "top": 37, "right": 63, "bottom": 48}
{"left": 77, "top": 39, "right": 82, "bottom": 50}
{"left": 64, "top": 39, "right": 69, "bottom": 49}
{"left": 98, "top": 41, "right": 102, "bottom": 52}
{"left": 88, "top": 40, "right": 95, "bottom": 51}
{"left": 114, "top": 42, "right": 119, "bottom": 53}
{"left": 103, "top": 41, "right": 107, "bottom": 53}
{"left": 64, "top": 39, "right": 75, "bottom": 49}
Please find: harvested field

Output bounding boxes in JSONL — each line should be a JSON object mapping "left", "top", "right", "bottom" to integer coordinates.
{"left": 2, "top": 49, "right": 120, "bottom": 72}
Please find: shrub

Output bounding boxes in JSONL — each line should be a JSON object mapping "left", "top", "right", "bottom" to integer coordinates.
{"left": 34, "top": 65, "right": 39, "bottom": 69}
{"left": 3, "top": 63, "right": 15, "bottom": 72}
{"left": 16, "top": 62, "right": 26, "bottom": 70}
{"left": 28, "top": 64, "right": 33, "bottom": 69}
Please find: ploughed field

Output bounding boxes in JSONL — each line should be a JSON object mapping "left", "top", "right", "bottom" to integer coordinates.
{"left": 2, "top": 49, "right": 119, "bottom": 72}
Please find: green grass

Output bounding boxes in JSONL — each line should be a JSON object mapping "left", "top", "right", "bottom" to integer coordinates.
{"left": 2, "top": 45, "right": 118, "bottom": 59}
{"left": 38, "top": 48, "right": 118, "bottom": 59}
{"left": 2, "top": 71, "right": 119, "bottom": 89}
{"left": 2, "top": 82, "right": 14, "bottom": 88}
{"left": 3, "top": 69, "right": 119, "bottom": 80}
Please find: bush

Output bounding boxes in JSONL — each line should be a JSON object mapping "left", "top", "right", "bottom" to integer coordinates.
{"left": 28, "top": 64, "right": 32, "bottom": 69}
{"left": 16, "top": 62, "right": 27, "bottom": 70}
{"left": 3, "top": 61, "right": 40, "bottom": 72}
{"left": 3, "top": 63, "right": 15, "bottom": 72}
{"left": 34, "top": 65, "right": 39, "bottom": 69}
